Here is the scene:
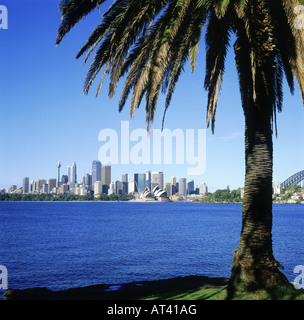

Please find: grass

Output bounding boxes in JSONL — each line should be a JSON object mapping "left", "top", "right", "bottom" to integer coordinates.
{"left": 141, "top": 284, "right": 304, "bottom": 300}
{"left": 4, "top": 275, "right": 304, "bottom": 300}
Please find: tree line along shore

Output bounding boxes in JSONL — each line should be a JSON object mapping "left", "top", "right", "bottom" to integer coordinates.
{"left": 1, "top": 185, "right": 303, "bottom": 204}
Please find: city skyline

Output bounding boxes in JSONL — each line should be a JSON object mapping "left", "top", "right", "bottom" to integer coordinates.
{"left": 4, "top": 160, "right": 210, "bottom": 196}
{"left": 1, "top": 1, "right": 303, "bottom": 193}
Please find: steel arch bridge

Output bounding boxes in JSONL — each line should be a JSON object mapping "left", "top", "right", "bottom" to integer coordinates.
{"left": 281, "top": 170, "right": 304, "bottom": 188}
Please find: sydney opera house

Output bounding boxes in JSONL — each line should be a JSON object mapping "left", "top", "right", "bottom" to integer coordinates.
{"left": 138, "top": 185, "right": 170, "bottom": 202}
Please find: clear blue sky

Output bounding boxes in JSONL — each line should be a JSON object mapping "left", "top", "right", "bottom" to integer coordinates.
{"left": 1, "top": 0, "right": 303, "bottom": 192}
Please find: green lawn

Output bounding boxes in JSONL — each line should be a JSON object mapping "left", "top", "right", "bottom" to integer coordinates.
{"left": 142, "top": 284, "right": 304, "bottom": 300}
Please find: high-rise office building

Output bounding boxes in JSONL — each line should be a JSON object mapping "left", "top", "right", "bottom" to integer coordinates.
{"left": 122, "top": 174, "right": 128, "bottom": 194}
{"left": 22, "top": 177, "right": 29, "bottom": 194}
{"left": 134, "top": 173, "right": 146, "bottom": 193}
{"left": 164, "top": 182, "right": 172, "bottom": 197}
{"left": 114, "top": 180, "right": 123, "bottom": 195}
{"left": 36, "top": 179, "right": 47, "bottom": 193}
{"left": 30, "top": 180, "right": 35, "bottom": 193}
{"left": 92, "top": 161, "right": 102, "bottom": 189}
{"left": 94, "top": 181, "right": 103, "bottom": 195}
{"left": 121, "top": 173, "right": 128, "bottom": 183}
{"left": 60, "top": 184, "right": 69, "bottom": 194}
{"left": 199, "top": 183, "right": 208, "bottom": 195}
{"left": 128, "top": 181, "right": 135, "bottom": 194}
{"left": 145, "top": 171, "right": 151, "bottom": 190}
{"left": 102, "top": 166, "right": 111, "bottom": 186}
{"left": 171, "top": 176, "right": 177, "bottom": 195}
{"left": 151, "top": 172, "right": 164, "bottom": 190}
{"left": 67, "top": 162, "right": 77, "bottom": 187}
{"left": 61, "top": 175, "right": 68, "bottom": 185}
{"left": 48, "top": 179, "right": 57, "bottom": 193}
{"left": 178, "top": 178, "right": 187, "bottom": 196}
{"left": 41, "top": 184, "right": 48, "bottom": 194}
{"left": 83, "top": 173, "right": 92, "bottom": 191}
{"left": 187, "top": 180, "right": 195, "bottom": 195}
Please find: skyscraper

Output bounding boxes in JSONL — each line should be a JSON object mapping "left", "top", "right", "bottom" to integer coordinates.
{"left": 36, "top": 179, "right": 47, "bottom": 193}
{"left": 122, "top": 173, "right": 128, "bottom": 194}
{"left": 92, "top": 160, "right": 102, "bottom": 189}
{"left": 187, "top": 180, "right": 195, "bottom": 195}
{"left": 178, "top": 178, "right": 187, "bottom": 196}
{"left": 102, "top": 165, "right": 111, "bottom": 186}
{"left": 22, "top": 177, "right": 29, "bottom": 194}
{"left": 67, "top": 162, "right": 77, "bottom": 187}
{"left": 48, "top": 179, "right": 57, "bottom": 193}
{"left": 151, "top": 172, "right": 164, "bottom": 190}
{"left": 134, "top": 173, "right": 146, "bottom": 193}
{"left": 164, "top": 182, "right": 172, "bottom": 197}
{"left": 94, "top": 181, "right": 103, "bottom": 195}
{"left": 145, "top": 171, "right": 151, "bottom": 190}
{"left": 83, "top": 173, "right": 92, "bottom": 191}
{"left": 61, "top": 175, "right": 68, "bottom": 185}
{"left": 121, "top": 173, "right": 128, "bottom": 183}
{"left": 199, "top": 183, "right": 208, "bottom": 195}
{"left": 171, "top": 176, "right": 177, "bottom": 195}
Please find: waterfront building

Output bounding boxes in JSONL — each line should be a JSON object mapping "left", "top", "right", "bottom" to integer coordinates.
{"left": 94, "top": 181, "right": 103, "bottom": 195}
{"left": 41, "top": 184, "right": 48, "bottom": 194}
{"left": 164, "top": 182, "right": 172, "bottom": 197}
{"left": 114, "top": 180, "right": 123, "bottom": 195}
{"left": 140, "top": 186, "right": 170, "bottom": 202}
{"left": 92, "top": 161, "right": 102, "bottom": 190}
{"left": 108, "top": 182, "right": 115, "bottom": 195}
{"left": 122, "top": 173, "right": 128, "bottom": 194}
{"left": 199, "top": 183, "right": 208, "bottom": 195}
{"left": 8, "top": 185, "right": 17, "bottom": 193}
{"left": 151, "top": 171, "right": 164, "bottom": 190}
{"left": 22, "top": 177, "right": 29, "bottom": 194}
{"left": 79, "top": 187, "right": 88, "bottom": 196}
{"left": 171, "top": 176, "right": 177, "bottom": 195}
{"left": 83, "top": 173, "right": 92, "bottom": 191}
{"left": 48, "top": 179, "right": 57, "bottom": 193}
{"left": 187, "top": 180, "right": 195, "bottom": 195}
{"left": 67, "top": 162, "right": 77, "bottom": 187}
{"left": 60, "top": 184, "right": 69, "bottom": 194}
{"left": 145, "top": 171, "right": 151, "bottom": 190}
{"left": 30, "top": 180, "right": 35, "bottom": 193}
{"left": 273, "top": 182, "right": 282, "bottom": 195}
{"left": 61, "top": 175, "right": 68, "bottom": 185}
{"left": 102, "top": 184, "right": 109, "bottom": 194}
{"left": 128, "top": 181, "right": 135, "bottom": 194}
{"left": 102, "top": 165, "right": 111, "bottom": 186}
{"left": 171, "top": 176, "right": 176, "bottom": 186}
{"left": 36, "top": 179, "right": 47, "bottom": 193}
{"left": 121, "top": 173, "right": 128, "bottom": 183}
{"left": 134, "top": 173, "right": 146, "bottom": 193}
{"left": 178, "top": 178, "right": 187, "bottom": 196}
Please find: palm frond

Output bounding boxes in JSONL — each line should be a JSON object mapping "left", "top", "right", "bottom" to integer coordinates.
{"left": 56, "top": 0, "right": 107, "bottom": 46}
{"left": 283, "top": 0, "right": 304, "bottom": 106}
{"left": 268, "top": 0, "right": 295, "bottom": 96}
{"left": 204, "top": 8, "right": 231, "bottom": 132}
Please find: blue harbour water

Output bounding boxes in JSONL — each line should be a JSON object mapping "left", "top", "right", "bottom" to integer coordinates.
{"left": 0, "top": 202, "right": 303, "bottom": 298}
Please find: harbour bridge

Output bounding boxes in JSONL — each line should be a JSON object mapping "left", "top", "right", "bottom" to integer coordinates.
{"left": 281, "top": 170, "right": 304, "bottom": 188}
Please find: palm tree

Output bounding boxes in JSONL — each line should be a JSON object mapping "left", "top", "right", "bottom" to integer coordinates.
{"left": 56, "top": 0, "right": 304, "bottom": 288}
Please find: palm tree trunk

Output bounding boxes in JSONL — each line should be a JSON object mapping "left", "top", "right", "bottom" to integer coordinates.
{"left": 230, "top": 99, "right": 288, "bottom": 288}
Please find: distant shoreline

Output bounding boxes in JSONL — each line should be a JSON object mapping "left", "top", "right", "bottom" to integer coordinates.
{"left": 0, "top": 200, "right": 302, "bottom": 204}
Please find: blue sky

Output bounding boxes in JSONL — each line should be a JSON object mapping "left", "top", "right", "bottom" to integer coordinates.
{"left": 1, "top": 0, "right": 303, "bottom": 192}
